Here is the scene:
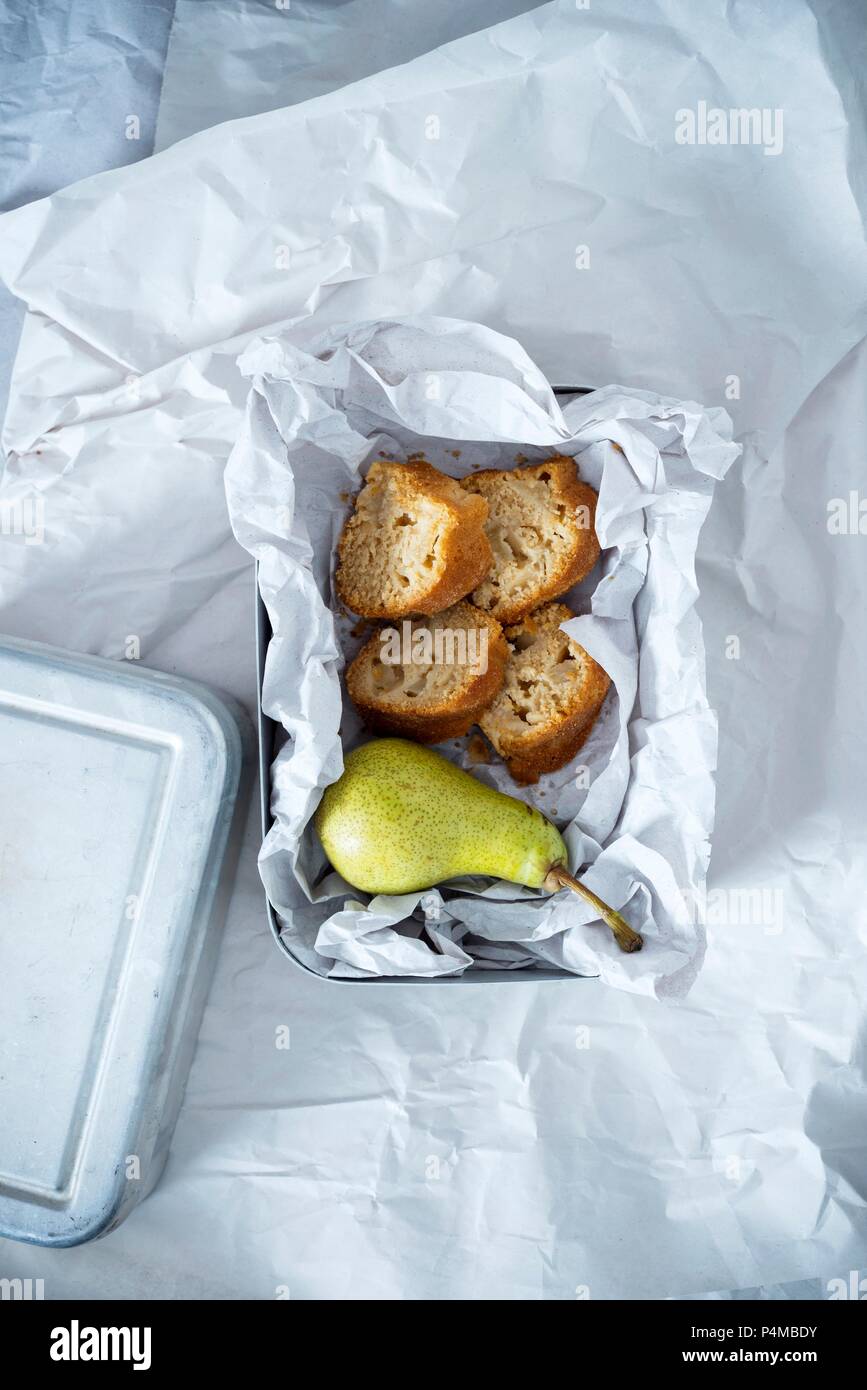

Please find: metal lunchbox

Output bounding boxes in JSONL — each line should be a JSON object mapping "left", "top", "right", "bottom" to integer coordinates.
{"left": 256, "top": 388, "right": 589, "bottom": 985}
{"left": 0, "top": 636, "right": 252, "bottom": 1246}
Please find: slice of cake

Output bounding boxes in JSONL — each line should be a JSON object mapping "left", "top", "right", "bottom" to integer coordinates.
{"left": 347, "top": 601, "right": 507, "bottom": 743}
{"left": 480, "top": 602, "right": 610, "bottom": 784}
{"left": 335, "top": 460, "right": 492, "bottom": 619}
{"left": 461, "top": 457, "right": 600, "bottom": 623}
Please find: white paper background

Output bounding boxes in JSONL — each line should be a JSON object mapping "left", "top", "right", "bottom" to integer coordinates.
{"left": 0, "top": 0, "right": 866, "bottom": 1299}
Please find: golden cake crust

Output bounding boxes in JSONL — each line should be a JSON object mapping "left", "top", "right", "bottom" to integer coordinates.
{"left": 461, "top": 457, "right": 600, "bottom": 623}
{"left": 479, "top": 602, "right": 610, "bottom": 783}
{"left": 336, "top": 460, "right": 492, "bottom": 619}
{"left": 346, "top": 601, "right": 507, "bottom": 743}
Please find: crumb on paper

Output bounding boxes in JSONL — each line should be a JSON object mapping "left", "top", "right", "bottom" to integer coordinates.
{"left": 450, "top": 449, "right": 462, "bottom": 458}
{"left": 514, "top": 453, "right": 528, "bottom": 464}
{"left": 466, "top": 733, "right": 490, "bottom": 765}
{"left": 611, "top": 442, "right": 624, "bottom": 455}
{"left": 339, "top": 491, "right": 352, "bottom": 503}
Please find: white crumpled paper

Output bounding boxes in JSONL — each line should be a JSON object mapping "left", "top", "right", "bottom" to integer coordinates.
{"left": 1, "top": 0, "right": 866, "bottom": 1304}
{"left": 226, "top": 316, "right": 739, "bottom": 989}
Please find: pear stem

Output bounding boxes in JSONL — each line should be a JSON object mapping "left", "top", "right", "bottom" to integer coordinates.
{"left": 546, "top": 865, "right": 643, "bottom": 954}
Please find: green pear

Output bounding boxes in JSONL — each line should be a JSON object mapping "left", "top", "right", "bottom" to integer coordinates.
{"left": 315, "top": 738, "right": 642, "bottom": 953}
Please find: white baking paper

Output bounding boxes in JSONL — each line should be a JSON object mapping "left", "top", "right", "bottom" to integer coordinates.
{"left": 1, "top": 0, "right": 867, "bottom": 1303}
{"left": 2, "top": 0, "right": 866, "bottom": 458}
{"left": 225, "top": 316, "right": 738, "bottom": 989}
{"left": 155, "top": 0, "right": 535, "bottom": 153}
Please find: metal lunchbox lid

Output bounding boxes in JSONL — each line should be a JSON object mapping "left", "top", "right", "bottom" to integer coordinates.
{"left": 0, "top": 636, "right": 250, "bottom": 1246}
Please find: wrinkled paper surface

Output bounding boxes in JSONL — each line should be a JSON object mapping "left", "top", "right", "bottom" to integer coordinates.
{"left": 228, "top": 318, "right": 738, "bottom": 988}
{"left": 1, "top": 0, "right": 866, "bottom": 1302}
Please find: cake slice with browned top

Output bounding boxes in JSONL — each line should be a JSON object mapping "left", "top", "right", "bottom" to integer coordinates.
{"left": 480, "top": 602, "right": 610, "bottom": 784}
{"left": 336, "top": 460, "right": 492, "bottom": 619}
{"left": 347, "top": 601, "right": 507, "bottom": 743}
{"left": 461, "top": 457, "right": 600, "bottom": 623}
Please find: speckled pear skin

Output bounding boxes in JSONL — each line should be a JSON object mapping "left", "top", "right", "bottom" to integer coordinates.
{"left": 315, "top": 738, "right": 568, "bottom": 896}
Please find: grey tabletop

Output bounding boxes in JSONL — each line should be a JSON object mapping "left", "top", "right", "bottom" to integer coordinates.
{"left": 0, "top": 0, "right": 175, "bottom": 424}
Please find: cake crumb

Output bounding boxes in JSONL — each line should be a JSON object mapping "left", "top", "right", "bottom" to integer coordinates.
{"left": 466, "top": 734, "right": 491, "bottom": 765}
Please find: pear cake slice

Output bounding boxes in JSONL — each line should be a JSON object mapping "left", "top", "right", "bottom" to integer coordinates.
{"left": 347, "top": 601, "right": 508, "bottom": 743}
{"left": 480, "top": 602, "right": 610, "bottom": 784}
{"left": 461, "top": 457, "right": 600, "bottom": 623}
{"left": 335, "top": 460, "right": 493, "bottom": 619}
